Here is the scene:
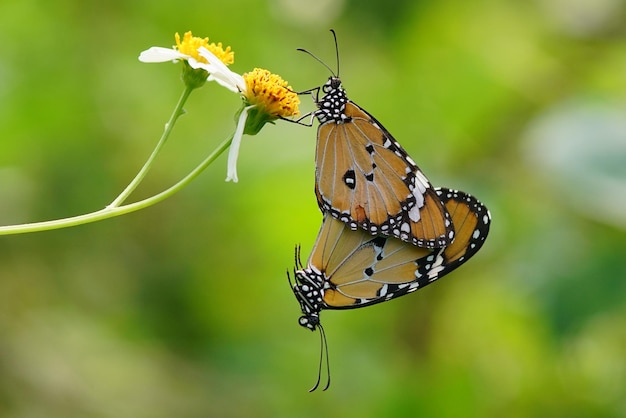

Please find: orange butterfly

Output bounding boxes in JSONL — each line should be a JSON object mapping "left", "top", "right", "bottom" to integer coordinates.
{"left": 289, "top": 188, "right": 491, "bottom": 390}
{"left": 299, "top": 32, "right": 454, "bottom": 248}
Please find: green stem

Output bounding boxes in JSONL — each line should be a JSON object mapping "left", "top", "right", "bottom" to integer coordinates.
{"left": 109, "top": 85, "right": 194, "bottom": 208}
{"left": 0, "top": 134, "right": 233, "bottom": 236}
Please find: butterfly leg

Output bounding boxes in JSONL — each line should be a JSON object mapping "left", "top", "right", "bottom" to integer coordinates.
{"left": 280, "top": 112, "right": 315, "bottom": 126}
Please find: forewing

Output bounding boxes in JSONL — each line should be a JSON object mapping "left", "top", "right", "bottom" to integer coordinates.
{"left": 315, "top": 101, "right": 454, "bottom": 248}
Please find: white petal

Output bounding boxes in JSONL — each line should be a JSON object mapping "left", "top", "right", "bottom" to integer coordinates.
{"left": 226, "top": 105, "right": 254, "bottom": 183}
{"left": 187, "top": 57, "right": 212, "bottom": 70}
{"left": 207, "top": 73, "right": 243, "bottom": 93}
{"left": 139, "top": 47, "right": 188, "bottom": 63}
{"left": 197, "top": 47, "right": 246, "bottom": 93}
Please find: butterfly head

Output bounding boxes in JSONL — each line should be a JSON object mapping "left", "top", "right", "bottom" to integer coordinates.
{"left": 298, "top": 312, "right": 320, "bottom": 331}
{"left": 323, "top": 76, "right": 342, "bottom": 93}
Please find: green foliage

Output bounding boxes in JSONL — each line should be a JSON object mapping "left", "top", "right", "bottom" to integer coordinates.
{"left": 1, "top": 0, "right": 625, "bottom": 416}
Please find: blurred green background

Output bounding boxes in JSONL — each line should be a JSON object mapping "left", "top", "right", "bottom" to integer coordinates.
{"left": 1, "top": 0, "right": 626, "bottom": 417}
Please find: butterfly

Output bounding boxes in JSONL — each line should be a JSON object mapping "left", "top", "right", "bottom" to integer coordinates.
{"left": 298, "top": 30, "right": 454, "bottom": 248}
{"left": 289, "top": 187, "right": 491, "bottom": 391}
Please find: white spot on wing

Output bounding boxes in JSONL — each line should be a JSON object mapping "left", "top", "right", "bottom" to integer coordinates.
{"left": 379, "top": 283, "right": 389, "bottom": 296}
{"left": 414, "top": 171, "right": 429, "bottom": 193}
{"left": 412, "top": 181, "right": 425, "bottom": 208}
{"left": 408, "top": 204, "right": 420, "bottom": 222}
{"left": 427, "top": 253, "right": 445, "bottom": 280}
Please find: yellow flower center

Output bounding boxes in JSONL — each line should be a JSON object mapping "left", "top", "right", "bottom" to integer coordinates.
{"left": 243, "top": 68, "right": 300, "bottom": 118}
{"left": 174, "top": 31, "right": 234, "bottom": 65}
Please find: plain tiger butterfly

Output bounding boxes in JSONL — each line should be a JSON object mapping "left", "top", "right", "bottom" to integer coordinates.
{"left": 289, "top": 188, "right": 491, "bottom": 391}
{"left": 297, "top": 30, "right": 454, "bottom": 248}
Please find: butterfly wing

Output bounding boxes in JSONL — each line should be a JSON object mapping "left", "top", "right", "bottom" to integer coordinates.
{"left": 308, "top": 212, "right": 373, "bottom": 279}
{"left": 435, "top": 188, "right": 491, "bottom": 269}
{"left": 305, "top": 187, "right": 490, "bottom": 309}
{"left": 315, "top": 97, "right": 453, "bottom": 248}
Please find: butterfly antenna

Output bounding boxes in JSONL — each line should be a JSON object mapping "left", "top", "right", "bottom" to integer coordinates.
{"left": 320, "top": 323, "right": 331, "bottom": 391}
{"left": 308, "top": 325, "right": 323, "bottom": 391}
{"left": 308, "top": 323, "right": 331, "bottom": 392}
{"left": 296, "top": 48, "right": 337, "bottom": 77}
{"left": 294, "top": 244, "right": 301, "bottom": 270}
{"left": 295, "top": 244, "right": 302, "bottom": 270}
{"left": 330, "top": 29, "right": 340, "bottom": 77}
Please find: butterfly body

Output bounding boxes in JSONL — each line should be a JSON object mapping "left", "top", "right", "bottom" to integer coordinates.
{"left": 312, "top": 77, "right": 454, "bottom": 248}
{"left": 291, "top": 188, "right": 491, "bottom": 331}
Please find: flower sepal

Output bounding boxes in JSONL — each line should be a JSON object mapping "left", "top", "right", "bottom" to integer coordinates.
{"left": 181, "top": 61, "right": 209, "bottom": 90}
{"left": 237, "top": 104, "right": 276, "bottom": 136}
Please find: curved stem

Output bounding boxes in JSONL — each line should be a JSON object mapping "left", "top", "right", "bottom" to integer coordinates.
{"left": 0, "top": 134, "right": 234, "bottom": 236}
{"left": 109, "top": 85, "right": 194, "bottom": 208}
